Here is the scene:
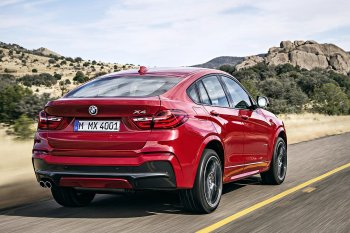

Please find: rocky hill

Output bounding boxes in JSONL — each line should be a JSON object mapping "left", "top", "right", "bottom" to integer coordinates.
{"left": 236, "top": 40, "right": 350, "bottom": 74}
{"left": 33, "top": 47, "right": 61, "bottom": 57}
{"left": 0, "top": 42, "right": 137, "bottom": 96}
{"left": 193, "top": 56, "right": 245, "bottom": 69}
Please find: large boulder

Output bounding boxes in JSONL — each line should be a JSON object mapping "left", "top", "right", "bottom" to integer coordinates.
{"left": 290, "top": 50, "right": 328, "bottom": 70}
{"left": 329, "top": 54, "right": 350, "bottom": 73}
{"left": 235, "top": 55, "right": 264, "bottom": 70}
{"left": 280, "top": 40, "right": 295, "bottom": 52}
{"left": 266, "top": 53, "right": 289, "bottom": 66}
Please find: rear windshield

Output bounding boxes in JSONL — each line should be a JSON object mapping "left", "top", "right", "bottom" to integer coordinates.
{"left": 65, "top": 76, "right": 181, "bottom": 98}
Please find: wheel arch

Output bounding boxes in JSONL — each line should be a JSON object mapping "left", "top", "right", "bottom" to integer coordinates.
{"left": 190, "top": 135, "right": 225, "bottom": 187}
{"left": 204, "top": 140, "right": 225, "bottom": 171}
{"left": 269, "top": 126, "right": 287, "bottom": 161}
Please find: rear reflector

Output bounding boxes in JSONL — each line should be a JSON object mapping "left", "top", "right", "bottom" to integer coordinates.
{"left": 60, "top": 177, "right": 133, "bottom": 189}
{"left": 132, "top": 109, "right": 188, "bottom": 130}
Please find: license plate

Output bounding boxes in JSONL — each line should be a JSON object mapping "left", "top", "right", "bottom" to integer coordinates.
{"left": 74, "top": 120, "right": 120, "bottom": 132}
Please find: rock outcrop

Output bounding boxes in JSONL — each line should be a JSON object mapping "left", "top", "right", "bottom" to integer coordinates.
{"left": 236, "top": 40, "right": 350, "bottom": 74}
{"left": 33, "top": 47, "right": 61, "bottom": 57}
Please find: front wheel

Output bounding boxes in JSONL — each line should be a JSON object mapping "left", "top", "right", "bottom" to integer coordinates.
{"left": 261, "top": 137, "right": 287, "bottom": 185}
{"left": 180, "top": 149, "right": 223, "bottom": 213}
{"left": 51, "top": 186, "right": 95, "bottom": 207}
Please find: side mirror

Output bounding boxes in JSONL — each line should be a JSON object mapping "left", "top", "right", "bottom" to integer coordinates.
{"left": 257, "top": 96, "right": 269, "bottom": 108}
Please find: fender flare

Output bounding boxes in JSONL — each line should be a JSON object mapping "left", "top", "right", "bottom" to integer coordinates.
{"left": 269, "top": 126, "right": 287, "bottom": 160}
{"left": 189, "top": 134, "right": 224, "bottom": 186}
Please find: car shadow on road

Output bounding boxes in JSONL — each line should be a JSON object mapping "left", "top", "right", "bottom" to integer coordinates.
{"left": 0, "top": 176, "right": 261, "bottom": 219}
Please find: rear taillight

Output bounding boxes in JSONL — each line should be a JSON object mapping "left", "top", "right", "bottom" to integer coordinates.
{"left": 132, "top": 110, "right": 188, "bottom": 130}
{"left": 38, "top": 110, "right": 68, "bottom": 130}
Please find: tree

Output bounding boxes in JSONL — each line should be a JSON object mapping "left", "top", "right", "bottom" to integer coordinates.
{"left": 59, "top": 81, "right": 68, "bottom": 96}
{"left": 73, "top": 71, "right": 89, "bottom": 83}
{"left": 312, "top": 83, "right": 350, "bottom": 115}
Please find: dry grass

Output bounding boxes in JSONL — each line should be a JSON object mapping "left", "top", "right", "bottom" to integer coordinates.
{"left": 0, "top": 127, "right": 50, "bottom": 209}
{"left": 279, "top": 113, "right": 350, "bottom": 144}
{"left": 1, "top": 113, "right": 350, "bottom": 209}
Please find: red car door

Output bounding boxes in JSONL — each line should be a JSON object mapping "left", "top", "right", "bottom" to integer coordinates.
{"left": 238, "top": 108, "right": 272, "bottom": 171}
{"left": 198, "top": 76, "right": 246, "bottom": 182}
{"left": 220, "top": 75, "right": 270, "bottom": 172}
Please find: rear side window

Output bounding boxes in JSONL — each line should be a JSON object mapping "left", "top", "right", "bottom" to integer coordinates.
{"left": 187, "top": 84, "right": 200, "bottom": 103}
{"left": 202, "top": 76, "right": 229, "bottom": 107}
{"left": 221, "top": 76, "right": 252, "bottom": 109}
{"left": 197, "top": 81, "right": 211, "bottom": 105}
{"left": 66, "top": 76, "right": 181, "bottom": 98}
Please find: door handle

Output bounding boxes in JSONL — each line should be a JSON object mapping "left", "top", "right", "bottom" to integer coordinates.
{"left": 210, "top": 110, "right": 220, "bottom": 116}
{"left": 240, "top": 115, "right": 249, "bottom": 120}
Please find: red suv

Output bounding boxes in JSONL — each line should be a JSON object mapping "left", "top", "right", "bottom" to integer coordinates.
{"left": 32, "top": 67, "right": 287, "bottom": 213}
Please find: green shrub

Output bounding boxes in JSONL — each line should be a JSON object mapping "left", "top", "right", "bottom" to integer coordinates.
{"left": 73, "top": 71, "right": 89, "bottom": 83}
{"left": 32, "top": 68, "right": 38, "bottom": 73}
{"left": 74, "top": 57, "right": 83, "bottom": 62}
{"left": 312, "top": 83, "right": 350, "bottom": 115}
{"left": 65, "top": 57, "right": 74, "bottom": 62}
{"left": 0, "top": 76, "right": 51, "bottom": 123}
{"left": 54, "top": 73, "right": 62, "bottom": 80}
{"left": 219, "top": 64, "right": 235, "bottom": 75}
{"left": 227, "top": 63, "right": 350, "bottom": 115}
{"left": 17, "top": 73, "right": 57, "bottom": 87}
{"left": 12, "top": 114, "right": 34, "bottom": 140}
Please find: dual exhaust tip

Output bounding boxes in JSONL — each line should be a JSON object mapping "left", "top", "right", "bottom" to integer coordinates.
{"left": 39, "top": 180, "right": 52, "bottom": 188}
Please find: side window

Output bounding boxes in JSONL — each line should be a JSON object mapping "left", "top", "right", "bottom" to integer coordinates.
{"left": 187, "top": 84, "right": 200, "bottom": 103}
{"left": 221, "top": 76, "right": 252, "bottom": 109}
{"left": 202, "top": 76, "right": 229, "bottom": 108}
{"left": 197, "top": 81, "right": 211, "bottom": 105}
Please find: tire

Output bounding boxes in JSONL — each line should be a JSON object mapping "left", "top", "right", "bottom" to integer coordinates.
{"left": 51, "top": 186, "right": 95, "bottom": 207}
{"left": 261, "top": 137, "right": 287, "bottom": 185}
{"left": 180, "top": 149, "right": 223, "bottom": 214}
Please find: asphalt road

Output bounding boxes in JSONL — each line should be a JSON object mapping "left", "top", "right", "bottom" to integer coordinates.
{"left": 1, "top": 133, "right": 350, "bottom": 233}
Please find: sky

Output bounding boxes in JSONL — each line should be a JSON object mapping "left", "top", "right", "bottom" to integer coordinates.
{"left": 0, "top": 0, "right": 350, "bottom": 67}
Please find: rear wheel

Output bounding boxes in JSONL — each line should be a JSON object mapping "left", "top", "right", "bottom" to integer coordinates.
{"left": 51, "top": 186, "right": 95, "bottom": 207}
{"left": 180, "top": 149, "right": 223, "bottom": 213}
{"left": 261, "top": 137, "right": 287, "bottom": 185}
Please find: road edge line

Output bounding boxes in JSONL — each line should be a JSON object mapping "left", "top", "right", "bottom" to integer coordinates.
{"left": 196, "top": 162, "right": 350, "bottom": 233}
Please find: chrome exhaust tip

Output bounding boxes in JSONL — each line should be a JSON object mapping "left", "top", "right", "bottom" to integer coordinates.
{"left": 45, "top": 181, "right": 52, "bottom": 189}
{"left": 39, "top": 181, "right": 46, "bottom": 188}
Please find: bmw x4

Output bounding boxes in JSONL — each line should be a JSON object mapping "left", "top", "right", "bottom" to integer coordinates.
{"left": 32, "top": 67, "right": 287, "bottom": 213}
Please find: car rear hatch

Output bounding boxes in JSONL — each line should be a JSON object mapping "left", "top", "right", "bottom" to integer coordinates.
{"left": 44, "top": 97, "right": 161, "bottom": 157}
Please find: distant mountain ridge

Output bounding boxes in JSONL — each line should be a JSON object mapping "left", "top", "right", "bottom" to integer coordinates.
{"left": 0, "top": 41, "right": 61, "bottom": 58}
{"left": 193, "top": 56, "right": 244, "bottom": 69}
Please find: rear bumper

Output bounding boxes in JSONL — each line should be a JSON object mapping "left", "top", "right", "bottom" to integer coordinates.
{"left": 33, "top": 157, "right": 177, "bottom": 190}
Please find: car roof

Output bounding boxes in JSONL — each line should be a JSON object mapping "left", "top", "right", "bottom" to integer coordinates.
{"left": 103, "top": 67, "right": 221, "bottom": 78}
